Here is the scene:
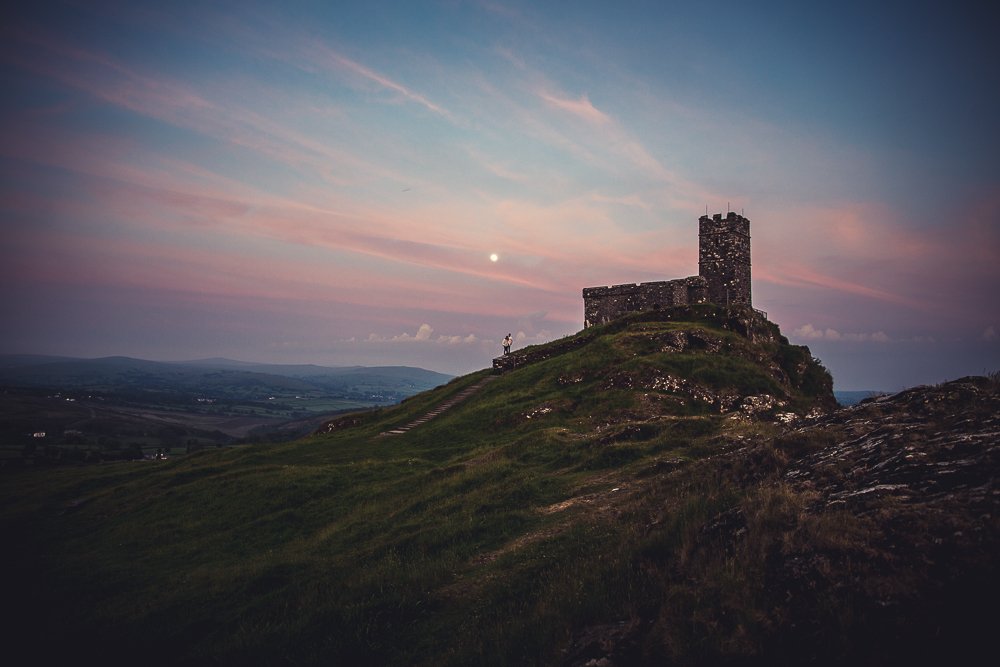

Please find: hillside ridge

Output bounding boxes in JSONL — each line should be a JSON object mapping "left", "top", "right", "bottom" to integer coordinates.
{"left": 3, "top": 309, "right": 995, "bottom": 666}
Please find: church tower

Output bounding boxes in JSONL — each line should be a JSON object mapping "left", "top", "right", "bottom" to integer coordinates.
{"left": 699, "top": 211, "right": 751, "bottom": 307}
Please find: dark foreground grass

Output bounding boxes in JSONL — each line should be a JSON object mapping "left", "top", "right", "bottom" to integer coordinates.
{"left": 2, "top": 309, "right": 855, "bottom": 665}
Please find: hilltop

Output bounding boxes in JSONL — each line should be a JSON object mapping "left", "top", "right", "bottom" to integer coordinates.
{"left": 2, "top": 306, "right": 996, "bottom": 666}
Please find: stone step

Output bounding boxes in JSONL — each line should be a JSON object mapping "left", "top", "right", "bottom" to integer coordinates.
{"left": 378, "top": 375, "right": 497, "bottom": 437}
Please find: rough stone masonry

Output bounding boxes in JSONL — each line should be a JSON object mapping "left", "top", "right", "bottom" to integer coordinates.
{"left": 582, "top": 212, "right": 752, "bottom": 328}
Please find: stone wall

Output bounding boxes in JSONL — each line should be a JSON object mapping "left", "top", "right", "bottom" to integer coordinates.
{"left": 582, "top": 276, "right": 708, "bottom": 329}
{"left": 698, "top": 212, "right": 751, "bottom": 307}
{"left": 581, "top": 211, "right": 752, "bottom": 328}
{"left": 492, "top": 330, "right": 594, "bottom": 373}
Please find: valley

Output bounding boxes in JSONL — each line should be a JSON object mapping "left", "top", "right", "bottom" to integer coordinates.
{"left": 0, "top": 355, "right": 452, "bottom": 465}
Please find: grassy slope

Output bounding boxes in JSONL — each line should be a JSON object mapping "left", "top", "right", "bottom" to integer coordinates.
{"left": 4, "top": 309, "right": 837, "bottom": 665}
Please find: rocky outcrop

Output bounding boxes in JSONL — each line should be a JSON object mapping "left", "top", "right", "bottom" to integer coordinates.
{"left": 783, "top": 376, "right": 999, "bottom": 507}
{"left": 562, "top": 376, "right": 999, "bottom": 666}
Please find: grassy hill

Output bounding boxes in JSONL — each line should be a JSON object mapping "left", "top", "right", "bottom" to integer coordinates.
{"left": 3, "top": 306, "right": 995, "bottom": 665}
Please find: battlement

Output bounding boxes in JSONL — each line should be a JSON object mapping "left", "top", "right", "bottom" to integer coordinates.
{"left": 699, "top": 211, "right": 750, "bottom": 236}
{"left": 583, "top": 211, "right": 752, "bottom": 327}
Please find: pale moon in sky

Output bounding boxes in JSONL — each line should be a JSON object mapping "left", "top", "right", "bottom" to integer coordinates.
{"left": 489, "top": 253, "right": 499, "bottom": 262}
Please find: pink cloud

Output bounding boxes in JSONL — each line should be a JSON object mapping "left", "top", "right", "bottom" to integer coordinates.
{"left": 3, "top": 174, "right": 589, "bottom": 326}
{"left": 538, "top": 90, "right": 611, "bottom": 125}
{"left": 757, "top": 195, "right": 1000, "bottom": 325}
{"left": 5, "top": 28, "right": 217, "bottom": 122}
{"left": 5, "top": 223, "right": 492, "bottom": 319}
{"left": 303, "top": 42, "right": 454, "bottom": 120}
{"left": 4, "top": 29, "right": 428, "bottom": 193}
{"left": 216, "top": 16, "right": 455, "bottom": 122}
{"left": 2, "top": 118, "right": 560, "bottom": 296}
{"left": 452, "top": 66, "right": 722, "bottom": 214}
{"left": 587, "top": 192, "right": 652, "bottom": 210}
{"left": 759, "top": 261, "right": 928, "bottom": 310}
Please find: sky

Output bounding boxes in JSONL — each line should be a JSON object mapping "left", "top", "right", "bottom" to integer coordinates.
{"left": 2, "top": 0, "right": 998, "bottom": 390}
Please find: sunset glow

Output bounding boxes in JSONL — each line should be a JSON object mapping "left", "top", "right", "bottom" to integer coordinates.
{"left": 1, "top": 1, "right": 997, "bottom": 389}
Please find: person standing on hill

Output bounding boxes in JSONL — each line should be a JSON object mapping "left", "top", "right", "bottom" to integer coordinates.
{"left": 503, "top": 333, "right": 512, "bottom": 355}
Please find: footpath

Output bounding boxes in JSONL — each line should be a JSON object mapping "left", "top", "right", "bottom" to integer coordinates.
{"left": 379, "top": 375, "right": 497, "bottom": 436}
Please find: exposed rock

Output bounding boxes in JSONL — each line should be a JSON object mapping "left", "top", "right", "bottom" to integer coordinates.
{"left": 558, "top": 372, "right": 587, "bottom": 386}
{"left": 316, "top": 413, "right": 366, "bottom": 433}
{"left": 739, "top": 393, "right": 787, "bottom": 416}
{"left": 492, "top": 333, "right": 592, "bottom": 374}
{"left": 562, "top": 376, "right": 999, "bottom": 666}
{"left": 522, "top": 401, "right": 565, "bottom": 421}
{"left": 650, "top": 329, "right": 725, "bottom": 354}
{"left": 783, "top": 376, "right": 999, "bottom": 509}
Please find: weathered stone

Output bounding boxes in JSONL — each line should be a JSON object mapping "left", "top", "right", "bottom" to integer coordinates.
{"left": 317, "top": 414, "right": 366, "bottom": 433}
{"left": 562, "top": 376, "right": 1000, "bottom": 665}
{"left": 740, "top": 394, "right": 786, "bottom": 415}
{"left": 583, "top": 276, "right": 708, "bottom": 329}
{"left": 699, "top": 212, "right": 751, "bottom": 307}
{"left": 492, "top": 332, "right": 592, "bottom": 374}
{"left": 583, "top": 212, "right": 753, "bottom": 328}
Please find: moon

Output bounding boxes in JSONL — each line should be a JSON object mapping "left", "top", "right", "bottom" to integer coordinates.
{"left": 489, "top": 253, "right": 499, "bottom": 262}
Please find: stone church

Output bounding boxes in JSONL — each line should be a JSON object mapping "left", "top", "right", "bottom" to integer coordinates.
{"left": 582, "top": 211, "right": 752, "bottom": 328}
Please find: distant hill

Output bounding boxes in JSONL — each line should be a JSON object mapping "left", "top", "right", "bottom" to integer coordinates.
{"left": 834, "top": 389, "right": 887, "bottom": 405}
{"left": 0, "top": 355, "right": 453, "bottom": 459}
{"left": 3, "top": 305, "right": 995, "bottom": 666}
{"left": 0, "top": 353, "right": 79, "bottom": 368}
{"left": 0, "top": 354, "right": 452, "bottom": 398}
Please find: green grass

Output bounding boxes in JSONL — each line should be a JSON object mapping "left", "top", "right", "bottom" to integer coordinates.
{"left": 2, "top": 307, "right": 844, "bottom": 665}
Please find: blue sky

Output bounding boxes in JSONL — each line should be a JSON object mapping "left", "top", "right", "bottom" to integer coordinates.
{"left": 2, "top": 0, "right": 997, "bottom": 389}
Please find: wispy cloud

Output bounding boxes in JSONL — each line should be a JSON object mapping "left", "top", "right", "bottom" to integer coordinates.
{"left": 4, "top": 2, "right": 997, "bottom": 384}
{"left": 533, "top": 87, "right": 682, "bottom": 187}
{"left": 365, "top": 324, "right": 479, "bottom": 345}
{"left": 758, "top": 195, "right": 1000, "bottom": 326}
{"left": 763, "top": 265, "right": 922, "bottom": 308}
{"left": 538, "top": 90, "right": 611, "bottom": 125}
{"left": 3, "top": 26, "right": 443, "bottom": 194}
{"left": 301, "top": 41, "right": 455, "bottom": 120}
{"left": 793, "top": 324, "right": 891, "bottom": 343}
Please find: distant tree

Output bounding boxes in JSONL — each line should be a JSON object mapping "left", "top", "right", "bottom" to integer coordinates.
{"left": 98, "top": 436, "right": 122, "bottom": 450}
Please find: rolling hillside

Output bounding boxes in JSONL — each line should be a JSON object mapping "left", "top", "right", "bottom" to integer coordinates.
{"left": 0, "top": 356, "right": 453, "bottom": 461}
{"left": 2, "top": 305, "right": 996, "bottom": 666}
